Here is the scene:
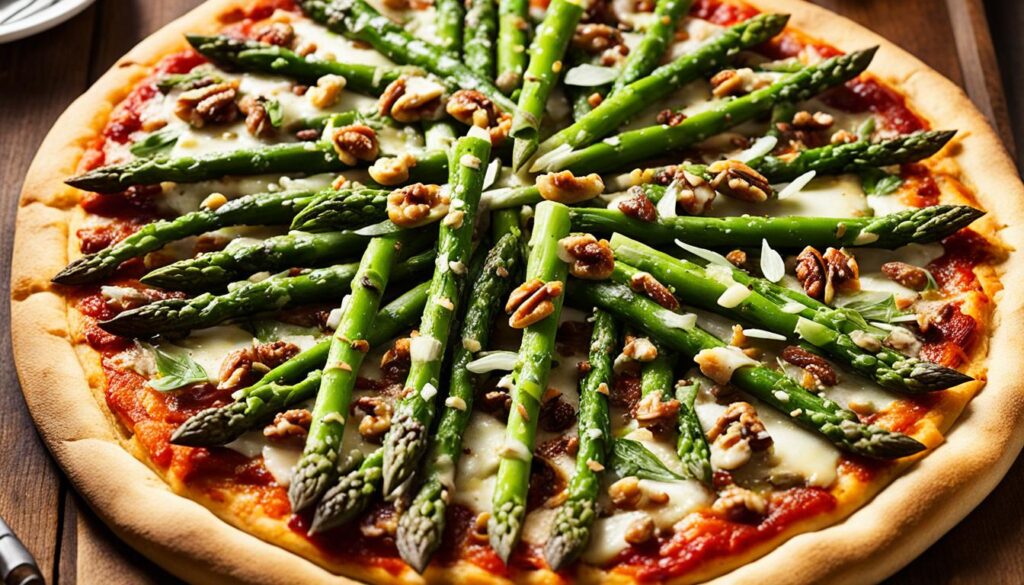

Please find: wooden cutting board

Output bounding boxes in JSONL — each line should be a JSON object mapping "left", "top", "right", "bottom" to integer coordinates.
{"left": 0, "top": 0, "right": 1017, "bottom": 583}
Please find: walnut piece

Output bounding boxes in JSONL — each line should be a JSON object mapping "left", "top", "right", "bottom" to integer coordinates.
{"left": 378, "top": 76, "right": 444, "bottom": 122}
{"left": 629, "top": 271, "right": 679, "bottom": 310}
{"left": 624, "top": 515, "right": 656, "bottom": 545}
{"left": 791, "top": 110, "right": 834, "bottom": 130}
{"left": 329, "top": 124, "right": 379, "bottom": 166}
{"left": 572, "top": 23, "right": 623, "bottom": 54}
{"left": 618, "top": 189, "right": 658, "bottom": 222}
{"left": 708, "top": 159, "right": 771, "bottom": 203}
{"left": 881, "top": 261, "right": 929, "bottom": 291}
{"left": 707, "top": 401, "right": 772, "bottom": 470}
{"left": 656, "top": 109, "right": 687, "bottom": 127}
{"left": 726, "top": 249, "right": 747, "bottom": 268}
{"left": 796, "top": 246, "right": 860, "bottom": 303}
{"left": 609, "top": 476, "right": 642, "bottom": 509}
{"left": 446, "top": 89, "right": 502, "bottom": 127}
{"left": 174, "top": 80, "right": 240, "bottom": 128}
{"left": 354, "top": 395, "right": 394, "bottom": 441}
{"left": 263, "top": 409, "right": 311, "bottom": 444}
{"left": 712, "top": 485, "right": 767, "bottom": 522}
{"left": 380, "top": 337, "right": 411, "bottom": 384}
{"left": 237, "top": 95, "right": 273, "bottom": 138}
{"left": 558, "top": 234, "right": 614, "bottom": 280}
{"left": 506, "top": 278, "right": 564, "bottom": 329}
{"left": 795, "top": 246, "right": 826, "bottom": 300}
{"left": 252, "top": 22, "right": 295, "bottom": 47}
{"left": 386, "top": 183, "right": 448, "bottom": 228}
{"left": 622, "top": 335, "right": 658, "bottom": 362}
{"left": 781, "top": 345, "right": 838, "bottom": 386}
{"left": 218, "top": 340, "right": 300, "bottom": 391}
{"left": 308, "top": 74, "right": 347, "bottom": 109}
{"left": 634, "top": 392, "right": 681, "bottom": 425}
{"left": 368, "top": 153, "right": 417, "bottom": 186}
{"left": 536, "top": 171, "right": 605, "bottom": 204}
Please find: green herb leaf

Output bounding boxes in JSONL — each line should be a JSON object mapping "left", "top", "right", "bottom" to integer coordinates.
{"left": 146, "top": 344, "right": 209, "bottom": 391}
{"left": 838, "top": 292, "right": 912, "bottom": 323}
{"left": 861, "top": 168, "right": 903, "bottom": 196}
{"left": 129, "top": 128, "right": 180, "bottom": 158}
{"left": 156, "top": 71, "right": 219, "bottom": 93}
{"left": 856, "top": 117, "right": 876, "bottom": 141}
{"left": 609, "top": 438, "right": 684, "bottom": 482}
{"left": 265, "top": 98, "right": 284, "bottom": 128}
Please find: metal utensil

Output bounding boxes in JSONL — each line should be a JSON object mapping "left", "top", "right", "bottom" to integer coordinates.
{"left": 0, "top": 516, "right": 43, "bottom": 585}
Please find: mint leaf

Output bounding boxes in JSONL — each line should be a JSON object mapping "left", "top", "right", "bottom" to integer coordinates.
{"left": 609, "top": 438, "right": 684, "bottom": 482}
{"left": 861, "top": 168, "right": 903, "bottom": 196}
{"left": 130, "top": 128, "right": 179, "bottom": 158}
{"left": 265, "top": 98, "right": 284, "bottom": 128}
{"left": 147, "top": 344, "right": 209, "bottom": 391}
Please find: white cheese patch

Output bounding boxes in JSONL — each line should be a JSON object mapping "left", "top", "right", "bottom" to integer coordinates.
{"left": 262, "top": 443, "right": 303, "bottom": 486}
{"left": 581, "top": 511, "right": 650, "bottom": 565}
{"left": 709, "top": 174, "right": 871, "bottom": 219}
{"left": 169, "top": 325, "right": 254, "bottom": 383}
{"left": 453, "top": 412, "right": 506, "bottom": 513}
{"left": 694, "top": 346, "right": 759, "bottom": 384}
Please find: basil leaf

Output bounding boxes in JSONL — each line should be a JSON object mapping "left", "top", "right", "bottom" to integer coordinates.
{"left": 129, "top": 128, "right": 180, "bottom": 158}
{"left": 156, "top": 71, "right": 219, "bottom": 92}
{"left": 265, "top": 98, "right": 284, "bottom": 128}
{"left": 861, "top": 168, "right": 903, "bottom": 196}
{"left": 856, "top": 117, "right": 876, "bottom": 141}
{"left": 839, "top": 292, "right": 912, "bottom": 323}
{"left": 609, "top": 438, "right": 684, "bottom": 482}
{"left": 146, "top": 344, "right": 209, "bottom": 391}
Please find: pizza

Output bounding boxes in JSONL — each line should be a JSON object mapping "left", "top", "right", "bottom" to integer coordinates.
{"left": 11, "top": 0, "right": 1024, "bottom": 583}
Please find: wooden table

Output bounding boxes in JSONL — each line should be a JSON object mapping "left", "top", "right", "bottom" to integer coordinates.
{"left": 0, "top": 1, "right": 1021, "bottom": 582}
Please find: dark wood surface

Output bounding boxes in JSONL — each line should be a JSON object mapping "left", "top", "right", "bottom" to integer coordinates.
{"left": 0, "top": 1, "right": 1021, "bottom": 583}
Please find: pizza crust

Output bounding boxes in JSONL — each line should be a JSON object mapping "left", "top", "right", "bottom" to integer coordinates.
{"left": 10, "top": 0, "right": 1024, "bottom": 583}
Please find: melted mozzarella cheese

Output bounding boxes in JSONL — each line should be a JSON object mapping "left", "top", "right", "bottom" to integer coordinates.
{"left": 262, "top": 443, "right": 303, "bottom": 486}
{"left": 710, "top": 174, "right": 871, "bottom": 219}
{"left": 171, "top": 325, "right": 255, "bottom": 383}
{"left": 453, "top": 412, "right": 506, "bottom": 513}
{"left": 582, "top": 511, "right": 649, "bottom": 565}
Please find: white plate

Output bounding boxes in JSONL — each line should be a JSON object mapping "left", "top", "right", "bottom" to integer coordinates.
{"left": 0, "top": 0, "right": 95, "bottom": 44}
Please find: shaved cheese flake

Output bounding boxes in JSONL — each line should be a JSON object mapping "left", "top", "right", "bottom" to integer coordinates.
{"left": 759, "top": 238, "right": 786, "bottom": 283}
{"left": 675, "top": 239, "right": 732, "bottom": 267}
{"left": 717, "top": 283, "right": 751, "bottom": 308}
{"left": 467, "top": 351, "right": 519, "bottom": 373}
{"left": 776, "top": 170, "right": 816, "bottom": 200}
{"left": 498, "top": 438, "right": 531, "bottom": 461}
{"left": 735, "top": 136, "right": 777, "bottom": 163}
{"left": 410, "top": 335, "right": 442, "bottom": 363}
{"left": 742, "top": 328, "right": 787, "bottom": 341}
{"left": 564, "top": 64, "right": 619, "bottom": 87}
{"left": 420, "top": 383, "right": 438, "bottom": 400}
{"left": 694, "top": 346, "right": 759, "bottom": 384}
{"left": 781, "top": 301, "right": 807, "bottom": 314}
{"left": 467, "top": 125, "right": 491, "bottom": 142}
{"left": 663, "top": 310, "right": 697, "bottom": 330}
{"left": 656, "top": 180, "right": 679, "bottom": 218}
{"left": 483, "top": 157, "right": 501, "bottom": 189}
{"left": 445, "top": 396, "right": 467, "bottom": 411}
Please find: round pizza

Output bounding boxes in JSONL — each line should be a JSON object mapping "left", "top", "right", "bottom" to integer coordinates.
{"left": 12, "top": 0, "right": 1024, "bottom": 582}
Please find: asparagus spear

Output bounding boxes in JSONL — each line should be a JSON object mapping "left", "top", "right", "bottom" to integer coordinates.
{"left": 186, "top": 35, "right": 410, "bottom": 94}
{"left": 510, "top": 0, "right": 585, "bottom": 170}
{"left": 535, "top": 14, "right": 789, "bottom": 157}
{"left": 289, "top": 188, "right": 391, "bottom": 232}
{"left": 67, "top": 142, "right": 448, "bottom": 194}
{"left": 607, "top": 0, "right": 693, "bottom": 96}
{"left": 496, "top": 0, "right": 529, "bottom": 93}
{"left": 289, "top": 234, "right": 405, "bottom": 512}
{"left": 170, "top": 281, "right": 430, "bottom": 446}
{"left": 570, "top": 204, "right": 984, "bottom": 249}
{"left": 435, "top": 0, "right": 465, "bottom": 55}
{"left": 675, "top": 380, "right": 711, "bottom": 483}
{"left": 567, "top": 279, "right": 926, "bottom": 458}
{"left": 53, "top": 188, "right": 319, "bottom": 285}
{"left": 640, "top": 342, "right": 675, "bottom": 402}
{"left": 100, "top": 250, "right": 433, "bottom": 337}
{"left": 536, "top": 48, "right": 877, "bottom": 173}
{"left": 307, "top": 0, "right": 516, "bottom": 113}
{"left": 141, "top": 231, "right": 370, "bottom": 292}
{"left": 395, "top": 212, "right": 523, "bottom": 571}
{"left": 489, "top": 201, "right": 571, "bottom": 561}
{"left": 464, "top": 0, "right": 498, "bottom": 79}
{"left": 544, "top": 308, "right": 617, "bottom": 570}
{"left": 311, "top": 448, "right": 383, "bottom": 532}
{"left": 382, "top": 132, "right": 493, "bottom": 493}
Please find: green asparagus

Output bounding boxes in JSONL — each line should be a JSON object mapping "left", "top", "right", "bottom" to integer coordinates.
{"left": 496, "top": 0, "right": 529, "bottom": 94}
{"left": 288, "top": 188, "right": 391, "bottom": 232}
{"left": 489, "top": 201, "right": 571, "bottom": 561}
{"left": 675, "top": 379, "right": 711, "bottom": 483}
{"left": 170, "top": 281, "right": 430, "bottom": 446}
{"left": 544, "top": 308, "right": 617, "bottom": 570}
{"left": 464, "top": 0, "right": 498, "bottom": 79}
{"left": 434, "top": 0, "right": 465, "bottom": 55}
{"left": 607, "top": 0, "right": 693, "bottom": 96}
{"left": 382, "top": 132, "right": 492, "bottom": 494}
{"left": 310, "top": 449, "right": 383, "bottom": 533}
{"left": 510, "top": 0, "right": 585, "bottom": 170}
{"left": 395, "top": 211, "right": 523, "bottom": 572}
{"left": 567, "top": 279, "right": 926, "bottom": 458}
{"left": 535, "top": 14, "right": 789, "bottom": 157}
{"left": 537, "top": 48, "right": 876, "bottom": 173}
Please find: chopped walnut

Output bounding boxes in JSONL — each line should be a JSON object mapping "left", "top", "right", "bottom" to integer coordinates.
{"left": 536, "top": 171, "right": 605, "bottom": 204}
{"left": 795, "top": 246, "right": 826, "bottom": 300}
{"left": 360, "top": 505, "right": 398, "bottom": 538}
{"left": 609, "top": 476, "right": 642, "bottom": 509}
{"left": 599, "top": 44, "right": 630, "bottom": 67}
{"left": 488, "top": 113, "right": 513, "bottom": 146}
{"left": 656, "top": 109, "right": 687, "bottom": 127}
{"left": 378, "top": 76, "right": 444, "bottom": 123}
{"left": 329, "top": 124, "right": 379, "bottom": 166}
{"left": 710, "top": 68, "right": 768, "bottom": 97}
{"left": 629, "top": 271, "right": 679, "bottom": 310}
{"left": 622, "top": 336, "right": 658, "bottom": 362}
{"left": 263, "top": 409, "right": 311, "bottom": 444}
{"left": 354, "top": 396, "right": 394, "bottom": 441}
{"left": 791, "top": 110, "right": 834, "bottom": 130}
{"left": 708, "top": 160, "right": 771, "bottom": 203}
{"left": 830, "top": 129, "right": 858, "bottom": 144}
{"left": 618, "top": 189, "right": 658, "bottom": 222}
{"left": 386, "top": 183, "right": 448, "bottom": 228}
{"left": 881, "top": 261, "right": 929, "bottom": 291}
{"left": 624, "top": 515, "right": 656, "bottom": 545}
{"left": 712, "top": 485, "right": 767, "bottom": 522}
{"left": 446, "top": 89, "right": 501, "bottom": 127}
{"left": 634, "top": 392, "right": 681, "bottom": 425}
{"left": 380, "top": 338, "right": 411, "bottom": 384}
{"left": 587, "top": 92, "right": 604, "bottom": 108}
{"left": 707, "top": 401, "right": 772, "bottom": 470}
{"left": 506, "top": 278, "right": 564, "bottom": 329}
{"left": 781, "top": 346, "right": 838, "bottom": 386}
{"left": 252, "top": 21, "right": 295, "bottom": 46}
{"left": 821, "top": 247, "right": 860, "bottom": 302}
{"left": 237, "top": 95, "right": 273, "bottom": 138}
{"left": 558, "top": 234, "right": 614, "bottom": 280}
{"left": 726, "top": 249, "right": 747, "bottom": 268}
{"left": 572, "top": 23, "right": 623, "bottom": 54}
{"left": 218, "top": 340, "right": 300, "bottom": 391}
{"left": 308, "top": 74, "right": 347, "bottom": 109}
{"left": 479, "top": 386, "right": 512, "bottom": 419}
{"left": 368, "top": 153, "right": 417, "bottom": 186}
{"left": 667, "top": 169, "right": 717, "bottom": 215}
{"left": 174, "top": 80, "right": 239, "bottom": 128}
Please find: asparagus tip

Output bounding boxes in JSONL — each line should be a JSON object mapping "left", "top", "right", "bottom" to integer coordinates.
{"left": 866, "top": 431, "right": 927, "bottom": 459}
{"left": 287, "top": 453, "right": 335, "bottom": 513}
{"left": 909, "top": 361, "right": 973, "bottom": 390}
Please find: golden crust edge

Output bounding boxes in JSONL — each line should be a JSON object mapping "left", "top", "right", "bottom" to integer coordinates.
{"left": 8, "top": 0, "right": 1024, "bottom": 584}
